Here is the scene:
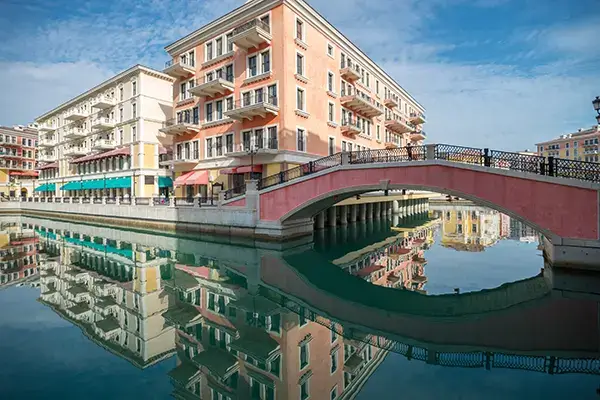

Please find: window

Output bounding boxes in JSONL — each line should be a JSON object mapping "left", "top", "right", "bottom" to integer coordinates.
{"left": 300, "top": 379, "right": 310, "bottom": 400}
{"left": 327, "top": 43, "right": 334, "bottom": 57}
{"left": 193, "top": 141, "right": 199, "bottom": 159}
{"left": 216, "top": 37, "right": 223, "bottom": 56}
{"left": 261, "top": 50, "right": 270, "bottom": 73}
{"left": 248, "top": 55, "right": 257, "bottom": 77}
{"left": 331, "top": 323, "right": 337, "bottom": 342}
{"left": 300, "top": 342, "right": 309, "bottom": 369}
{"left": 457, "top": 224, "right": 463, "bottom": 234}
{"left": 328, "top": 103, "right": 334, "bottom": 122}
{"left": 472, "top": 223, "right": 477, "bottom": 233}
{"left": 566, "top": 150, "right": 570, "bottom": 157}
{"left": 226, "top": 32, "right": 233, "bottom": 52}
{"left": 327, "top": 72, "right": 334, "bottom": 92}
{"left": 376, "top": 80, "right": 379, "bottom": 94}
{"left": 119, "top": 108, "right": 123, "bottom": 122}
{"left": 206, "top": 42, "right": 213, "bottom": 61}
{"left": 331, "top": 350, "right": 338, "bottom": 373}
{"left": 297, "top": 128, "right": 306, "bottom": 152}
{"left": 206, "top": 103, "right": 213, "bottom": 122}
{"left": 268, "top": 84, "right": 277, "bottom": 105}
{"left": 376, "top": 125, "right": 380, "bottom": 140}
{"left": 180, "top": 82, "right": 187, "bottom": 100}
{"left": 132, "top": 81, "right": 137, "bottom": 96}
{"left": 296, "top": 53, "right": 304, "bottom": 76}
{"left": 132, "top": 126, "right": 136, "bottom": 142}
{"left": 328, "top": 137, "right": 335, "bottom": 155}
{"left": 296, "top": 18, "right": 304, "bottom": 41}
{"left": 296, "top": 88, "right": 305, "bottom": 111}
{"left": 119, "top": 87, "right": 124, "bottom": 101}
{"left": 225, "top": 133, "right": 234, "bottom": 153}
{"left": 206, "top": 138, "right": 214, "bottom": 158}
{"left": 132, "top": 103, "right": 136, "bottom": 119}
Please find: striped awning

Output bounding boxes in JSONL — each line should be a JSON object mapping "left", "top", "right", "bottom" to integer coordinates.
{"left": 34, "top": 183, "right": 56, "bottom": 192}
{"left": 70, "top": 147, "right": 130, "bottom": 164}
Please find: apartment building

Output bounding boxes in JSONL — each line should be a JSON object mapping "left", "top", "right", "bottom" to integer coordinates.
{"left": 37, "top": 229, "right": 176, "bottom": 368}
{"left": 0, "top": 125, "right": 39, "bottom": 198}
{"left": 164, "top": 264, "right": 387, "bottom": 400}
{"left": 439, "top": 205, "right": 504, "bottom": 251}
{"left": 0, "top": 222, "right": 39, "bottom": 288}
{"left": 536, "top": 125, "right": 600, "bottom": 163}
{"left": 162, "top": 0, "right": 426, "bottom": 198}
{"left": 34, "top": 65, "right": 174, "bottom": 198}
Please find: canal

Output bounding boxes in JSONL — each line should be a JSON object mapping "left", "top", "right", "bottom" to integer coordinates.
{"left": 0, "top": 202, "right": 598, "bottom": 399}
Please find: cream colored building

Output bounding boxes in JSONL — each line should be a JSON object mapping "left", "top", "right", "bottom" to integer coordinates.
{"left": 536, "top": 125, "right": 600, "bottom": 162}
{"left": 34, "top": 65, "right": 175, "bottom": 198}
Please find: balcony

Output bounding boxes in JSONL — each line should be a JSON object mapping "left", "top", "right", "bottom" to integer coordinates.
{"left": 340, "top": 63, "right": 361, "bottom": 82}
{"left": 410, "top": 131, "right": 427, "bottom": 142}
{"left": 189, "top": 74, "right": 234, "bottom": 98}
{"left": 385, "top": 117, "right": 413, "bottom": 134}
{"left": 340, "top": 91, "right": 383, "bottom": 118}
{"left": 159, "top": 116, "right": 200, "bottom": 135}
{"left": 64, "top": 127, "right": 87, "bottom": 139}
{"left": 0, "top": 152, "right": 22, "bottom": 159}
{"left": 410, "top": 112, "right": 426, "bottom": 124}
{"left": 38, "top": 153, "right": 56, "bottom": 163}
{"left": 91, "top": 117, "right": 116, "bottom": 130}
{"left": 64, "top": 147, "right": 88, "bottom": 157}
{"left": 38, "top": 138, "right": 56, "bottom": 148}
{"left": 38, "top": 123, "right": 55, "bottom": 132}
{"left": 384, "top": 98, "right": 398, "bottom": 108}
{"left": 92, "top": 95, "right": 116, "bottom": 109}
{"left": 231, "top": 18, "right": 271, "bottom": 50}
{"left": 226, "top": 138, "right": 279, "bottom": 157}
{"left": 385, "top": 141, "right": 398, "bottom": 149}
{"left": 64, "top": 109, "right": 88, "bottom": 121}
{"left": 92, "top": 139, "right": 116, "bottom": 151}
{"left": 340, "top": 118, "right": 361, "bottom": 137}
{"left": 224, "top": 95, "right": 279, "bottom": 121}
{"left": 163, "top": 59, "right": 195, "bottom": 78}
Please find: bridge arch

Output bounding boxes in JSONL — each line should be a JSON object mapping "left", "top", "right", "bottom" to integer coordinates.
{"left": 257, "top": 163, "right": 599, "bottom": 243}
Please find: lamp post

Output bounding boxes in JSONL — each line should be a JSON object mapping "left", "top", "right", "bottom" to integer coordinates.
{"left": 247, "top": 145, "right": 259, "bottom": 181}
{"left": 593, "top": 96, "right": 600, "bottom": 125}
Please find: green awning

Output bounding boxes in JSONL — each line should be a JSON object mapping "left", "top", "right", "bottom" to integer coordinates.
{"left": 34, "top": 183, "right": 56, "bottom": 192}
{"left": 105, "top": 177, "right": 131, "bottom": 189}
{"left": 61, "top": 181, "right": 83, "bottom": 190}
{"left": 82, "top": 179, "right": 105, "bottom": 190}
{"left": 158, "top": 176, "right": 173, "bottom": 188}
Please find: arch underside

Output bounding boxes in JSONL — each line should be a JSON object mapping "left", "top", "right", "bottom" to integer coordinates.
{"left": 280, "top": 183, "right": 557, "bottom": 242}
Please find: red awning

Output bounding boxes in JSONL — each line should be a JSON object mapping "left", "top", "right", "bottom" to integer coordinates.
{"left": 220, "top": 168, "right": 237, "bottom": 175}
{"left": 9, "top": 171, "right": 38, "bottom": 177}
{"left": 173, "top": 170, "right": 195, "bottom": 186}
{"left": 185, "top": 170, "right": 209, "bottom": 185}
{"left": 236, "top": 165, "right": 262, "bottom": 173}
{"left": 70, "top": 147, "right": 130, "bottom": 164}
{"left": 38, "top": 162, "right": 58, "bottom": 170}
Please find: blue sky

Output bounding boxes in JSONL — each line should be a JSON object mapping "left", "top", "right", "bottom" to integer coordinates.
{"left": 0, "top": 0, "right": 598, "bottom": 150}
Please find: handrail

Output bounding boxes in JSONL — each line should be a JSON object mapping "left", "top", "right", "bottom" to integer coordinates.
{"left": 223, "top": 144, "right": 600, "bottom": 200}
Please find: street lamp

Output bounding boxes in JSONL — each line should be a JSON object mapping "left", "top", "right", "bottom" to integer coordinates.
{"left": 593, "top": 96, "right": 600, "bottom": 124}
{"left": 247, "top": 145, "right": 259, "bottom": 181}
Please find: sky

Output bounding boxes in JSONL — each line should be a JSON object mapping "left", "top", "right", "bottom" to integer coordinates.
{"left": 0, "top": 0, "right": 598, "bottom": 150}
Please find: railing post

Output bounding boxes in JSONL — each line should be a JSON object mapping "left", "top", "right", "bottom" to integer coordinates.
{"left": 169, "top": 197, "right": 176, "bottom": 207}
{"left": 547, "top": 156, "right": 555, "bottom": 177}
{"left": 483, "top": 148, "right": 491, "bottom": 167}
{"left": 278, "top": 171, "right": 285, "bottom": 185}
{"left": 539, "top": 159, "right": 546, "bottom": 176}
{"left": 426, "top": 144, "right": 436, "bottom": 160}
{"left": 341, "top": 152, "right": 350, "bottom": 165}
{"left": 308, "top": 161, "right": 314, "bottom": 174}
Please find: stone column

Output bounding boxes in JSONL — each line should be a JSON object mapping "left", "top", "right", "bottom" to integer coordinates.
{"left": 328, "top": 207, "right": 337, "bottom": 227}
{"left": 392, "top": 200, "right": 399, "bottom": 215}
{"left": 374, "top": 202, "right": 380, "bottom": 219}
{"left": 366, "top": 203, "right": 373, "bottom": 220}
{"left": 315, "top": 212, "right": 325, "bottom": 230}
{"left": 386, "top": 201, "right": 392, "bottom": 216}
{"left": 349, "top": 204, "right": 357, "bottom": 222}
{"left": 359, "top": 203, "right": 366, "bottom": 221}
{"left": 339, "top": 205, "right": 348, "bottom": 225}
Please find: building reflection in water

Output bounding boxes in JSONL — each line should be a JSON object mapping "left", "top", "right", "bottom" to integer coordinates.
{"left": 0, "top": 219, "right": 39, "bottom": 288}
{"left": 18, "top": 214, "right": 600, "bottom": 399}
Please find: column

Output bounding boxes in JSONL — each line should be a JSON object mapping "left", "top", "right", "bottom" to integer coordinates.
{"left": 339, "top": 205, "right": 348, "bottom": 225}
{"left": 328, "top": 207, "right": 337, "bottom": 227}
{"left": 358, "top": 203, "right": 366, "bottom": 221}
{"left": 366, "top": 203, "right": 373, "bottom": 220}
{"left": 349, "top": 204, "right": 357, "bottom": 222}
{"left": 373, "top": 202, "right": 380, "bottom": 219}
{"left": 392, "top": 200, "right": 399, "bottom": 215}
{"left": 386, "top": 201, "right": 392, "bottom": 216}
{"left": 315, "top": 211, "right": 325, "bottom": 230}
{"left": 138, "top": 174, "right": 145, "bottom": 197}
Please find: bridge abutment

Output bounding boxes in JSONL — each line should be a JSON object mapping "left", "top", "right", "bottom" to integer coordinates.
{"left": 543, "top": 236, "right": 600, "bottom": 270}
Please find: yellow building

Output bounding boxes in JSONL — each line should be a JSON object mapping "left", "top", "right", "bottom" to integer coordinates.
{"left": 536, "top": 125, "right": 599, "bottom": 162}
{"left": 439, "top": 205, "right": 502, "bottom": 251}
{"left": 0, "top": 125, "right": 39, "bottom": 198}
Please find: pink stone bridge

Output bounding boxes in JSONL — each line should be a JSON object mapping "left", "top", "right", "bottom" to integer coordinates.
{"left": 224, "top": 145, "right": 600, "bottom": 268}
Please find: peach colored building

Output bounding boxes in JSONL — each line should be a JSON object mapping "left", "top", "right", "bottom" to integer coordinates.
{"left": 162, "top": 0, "right": 426, "bottom": 198}
{"left": 0, "top": 125, "right": 39, "bottom": 198}
{"left": 536, "top": 125, "right": 600, "bottom": 162}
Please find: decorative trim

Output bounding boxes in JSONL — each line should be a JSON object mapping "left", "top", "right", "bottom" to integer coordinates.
{"left": 202, "top": 51, "right": 235, "bottom": 69}
{"left": 295, "top": 110, "right": 310, "bottom": 118}
{"left": 176, "top": 98, "right": 195, "bottom": 108}
{"left": 330, "top": 344, "right": 340, "bottom": 355}
{"left": 327, "top": 122, "right": 338, "bottom": 128}
{"left": 294, "top": 38, "right": 308, "bottom": 50}
{"left": 298, "top": 369, "right": 313, "bottom": 385}
{"left": 326, "top": 91, "right": 337, "bottom": 99}
{"left": 295, "top": 74, "right": 309, "bottom": 84}
{"left": 298, "top": 333, "right": 313, "bottom": 347}
{"left": 202, "top": 118, "right": 234, "bottom": 129}
{"left": 243, "top": 71, "right": 272, "bottom": 86}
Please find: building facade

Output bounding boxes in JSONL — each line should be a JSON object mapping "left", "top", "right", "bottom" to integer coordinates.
{"left": 0, "top": 125, "right": 39, "bottom": 198}
{"left": 34, "top": 65, "right": 174, "bottom": 199}
{"left": 162, "top": 0, "right": 426, "bottom": 198}
{"left": 536, "top": 125, "right": 600, "bottom": 163}
{"left": 0, "top": 221, "right": 39, "bottom": 288}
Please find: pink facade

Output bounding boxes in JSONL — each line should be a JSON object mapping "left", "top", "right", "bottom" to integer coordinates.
{"left": 258, "top": 165, "right": 599, "bottom": 241}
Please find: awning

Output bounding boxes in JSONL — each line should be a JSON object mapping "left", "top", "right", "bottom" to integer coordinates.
{"left": 158, "top": 176, "right": 173, "bottom": 188}
{"left": 105, "top": 177, "right": 131, "bottom": 189}
{"left": 39, "top": 162, "right": 58, "bottom": 170}
{"left": 71, "top": 147, "right": 130, "bottom": 164}
{"left": 10, "top": 171, "right": 38, "bottom": 177}
{"left": 185, "top": 171, "right": 209, "bottom": 185}
{"left": 236, "top": 165, "right": 262, "bottom": 174}
{"left": 173, "top": 171, "right": 195, "bottom": 186}
{"left": 219, "top": 168, "right": 237, "bottom": 175}
{"left": 34, "top": 183, "right": 56, "bottom": 192}
{"left": 61, "top": 181, "right": 83, "bottom": 191}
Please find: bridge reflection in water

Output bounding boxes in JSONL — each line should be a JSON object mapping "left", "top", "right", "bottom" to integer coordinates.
{"left": 16, "top": 213, "right": 600, "bottom": 399}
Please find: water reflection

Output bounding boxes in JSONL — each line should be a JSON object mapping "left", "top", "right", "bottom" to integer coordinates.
{"left": 2, "top": 212, "right": 599, "bottom": 398}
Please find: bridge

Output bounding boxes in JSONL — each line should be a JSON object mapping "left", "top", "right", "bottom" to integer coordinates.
{"left": 224, "top": 144, "right": 600, "bottom": 268}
